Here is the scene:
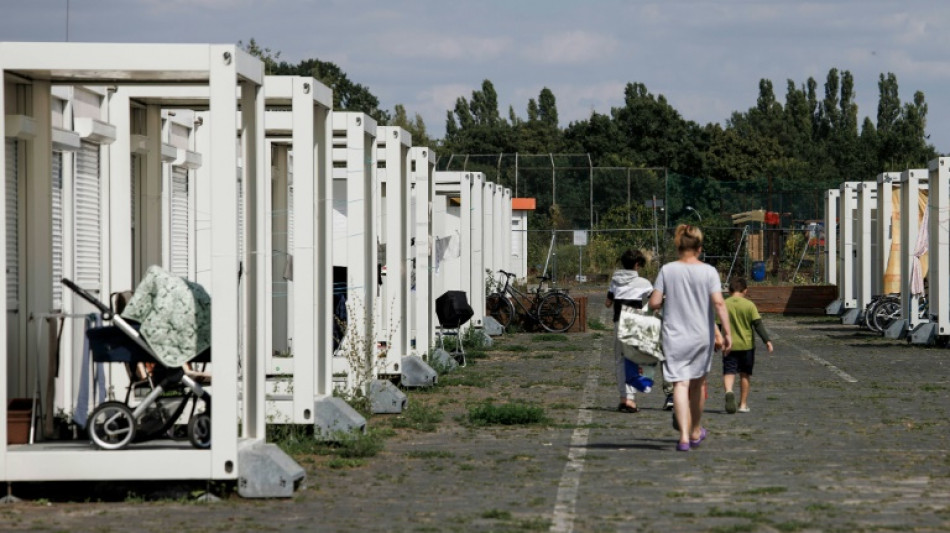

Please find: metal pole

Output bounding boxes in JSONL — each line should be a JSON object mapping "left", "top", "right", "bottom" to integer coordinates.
{"left": 627, "top": 168, "right": 631, "bottom": 227}
{"left": 515, "top": 152, "right": 519, "bottom": 197}
{"left": 664, "top": 167, "right": 669, "bottom": 230}
{"left": 588, "top": 153, "right": 593, "bottom": 230}
{"left": 550, "top": 153, "right": 556, "bottom": 206}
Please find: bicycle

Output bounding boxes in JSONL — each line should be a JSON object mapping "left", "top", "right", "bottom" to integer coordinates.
{"left": 486, "top": 270, "right": 578, "bottom": 333}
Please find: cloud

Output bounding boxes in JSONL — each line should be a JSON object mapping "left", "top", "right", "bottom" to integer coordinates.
{"left": 521, "top": 31, "right": 620, "bottom": 65}
{"left": 377, "top": 32, "right": 512, "bottom": 62}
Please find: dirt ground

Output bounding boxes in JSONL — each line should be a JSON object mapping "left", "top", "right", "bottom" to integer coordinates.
{"left": 2, "top": 289, "right": 950, "bottom": 532}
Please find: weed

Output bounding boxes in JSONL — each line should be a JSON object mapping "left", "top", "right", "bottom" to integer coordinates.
{"left": 708, "top": 507, "right": 767, "bottom": 520}
{"left": 406, "top": 450, "right": 455, "bottom": 459}
{"left": 268, "top": 424, "right": 323, "bottom": 457}
{"left": 709, "top": 524, "right": 757, "bottom": 533}
{"left": 587, "top": 317, "right": 609, "bottom": 331}
{"left": 467, "top": 402, "right": 547, "bottom": 426}
{"left": 334, "top": 430, "right": 384, "bottom": 458}
{"left": 327, "top": 458, "right": 366, "bottom": 469}
{"left": 481, "top": 509, "right": 512, "bottom": 520}
{"left": 441, "top": 372, "right": 489, "bottom": 388}
{"left": 390, "top": 401, "right": 444, "bottom": 432}
{"left": 516, "top": 517, "right": 552, "bottom": 530}
{"left": 532, "top": 333, "right": 568, "bottom": 342}
{"left": 497, "top": 344, "right": 530, "bottom": 352}
{"left": 737, "top": 486, "right": 788, "bottom": 496}
{"left": 775, "top": 521, "right": 810, "bottom": 532}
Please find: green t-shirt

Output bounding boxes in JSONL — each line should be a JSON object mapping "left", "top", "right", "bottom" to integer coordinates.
{"left": 724, "top": 295, "right": 762, "bottom": 351}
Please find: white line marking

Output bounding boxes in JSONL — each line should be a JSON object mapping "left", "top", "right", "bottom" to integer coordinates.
{"left": 789, "top": 340, "right": 858, "bottom": 383}
{"left": 550, "top": 308, "right": 606, "bottom": 533}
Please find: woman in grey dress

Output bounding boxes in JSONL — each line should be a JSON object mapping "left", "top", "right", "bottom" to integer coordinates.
{"left": 649, "top": 224, "right": 732, "bottom": 452}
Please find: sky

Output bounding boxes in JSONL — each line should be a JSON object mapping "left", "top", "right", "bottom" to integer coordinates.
{"left": 2, "top": 0, "right": 950, "bottom": 155}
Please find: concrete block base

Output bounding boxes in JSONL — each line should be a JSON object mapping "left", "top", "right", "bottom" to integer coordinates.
{"left": 370, "top": 379, "right": 408, "bottom": 414}
{"left": 841, "top": 308, "right": 861, "bottom": 325}
{"left": 313, "top": 396, "right": 366, "bottom": 440}
{"left": 884, "top": 319, "right": 907, "bottom": 340}
{"left": 825, "top": 300, "right": 843, "bottom": 316}
{"left": 472, "top": 328, "right": 493, "bottom": 348}
{"left": 237, "top": 440, "right": 305, "bottom": 498}
{"left": 401, "top": 355, "right": 437, "bottom": 388}
{"left": 482, "top": 316, "right": 505, "bottom": 336}
{"left": 910, "top": 322, "right": 937, "bottom": 345}
{"left": 429, "top": 348, "right": 459, "bottom": 373}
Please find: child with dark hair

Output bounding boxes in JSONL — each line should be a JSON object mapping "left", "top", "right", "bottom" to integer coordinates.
{"left": 606, "top": 249, "right": 654, "bottom": 413}
{"left": 721, "top": 277, "right": 773, "bottom": 414}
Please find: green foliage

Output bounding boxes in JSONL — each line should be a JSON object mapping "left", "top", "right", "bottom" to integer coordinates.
{"left": 467, "top": 402, "right": 547, "bottom": 426}
{"left": 390, "top": 402, "right": 444, "bottom": 432}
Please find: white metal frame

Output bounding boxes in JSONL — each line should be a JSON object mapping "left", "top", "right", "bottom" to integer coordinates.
{"left": 330, "top": 112, "right": 378, "bottom": 389}
{"left": 824, "top": 188, "right": 839, "bottom": 289}
{"left": 0, "top": 42, "right": 264, "bottom": 482}
{"left": 260, "top": 76, "right": 333, "bottom": 423}
{"left": 876, "top": 172, "right": 900, "bottom": 297}
{"left": 469, "top": 173, "right": 485, "bottom": 327}
{"left": 928, "top": 158, "right": 950, "bottom": 337}
{"left": 409, "top": 147, "right": 435, "bottom": 355}
{"left": 852, "top": 181, "right": 878, "bottom": 324}
{"left": 432, "top": 172, "right": 473, "bottom": 332}
{"left": 897, "top": 169, "right": 928, "bottom": 336}
{"left": 376, "top": 126, "right": 411, "bottom": 374}
{"left": 837, "top": 182, "right": 860, "bottom": 317}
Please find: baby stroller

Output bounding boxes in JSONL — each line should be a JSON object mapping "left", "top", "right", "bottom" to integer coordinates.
{"left": 63, "top": 267, "right": 212, "bottom": 451}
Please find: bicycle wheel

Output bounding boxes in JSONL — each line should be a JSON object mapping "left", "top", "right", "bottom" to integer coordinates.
{"left": 487, "top": 292, "right": 514, "bottom": 329}
{"left": 872, "top": 297, "right": 901, "bottom": 333}
{"left": 537, "top": 292, "right": 577, "bottom": 333}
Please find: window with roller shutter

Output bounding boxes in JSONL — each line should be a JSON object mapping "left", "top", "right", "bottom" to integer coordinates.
{"left": 74, "top": 140, "right": 101, "bottom": 293}
{"left": 169, "top": 166, "right": 189, "bottom": 277}
{"left": 51, "top": 151, "right": 64, "bottom": 310}
{"left": 5, "top": 139, "right": 18, "bottom": 311}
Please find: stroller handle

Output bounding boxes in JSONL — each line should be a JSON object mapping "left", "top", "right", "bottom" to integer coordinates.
{"left": 61, "top": 277, "right": 112, "bottom": 315}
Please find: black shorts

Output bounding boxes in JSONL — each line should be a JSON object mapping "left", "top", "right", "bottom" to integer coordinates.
{"left": 723, "top": 349, "right": 755, "bottom": 375}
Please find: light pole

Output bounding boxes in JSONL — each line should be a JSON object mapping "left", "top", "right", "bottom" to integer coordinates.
{"left": 685, "top": 205, "right": 702, "bottom": 223}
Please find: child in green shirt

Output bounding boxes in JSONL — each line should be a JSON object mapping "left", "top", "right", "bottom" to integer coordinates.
{"left": 722, "top": 277, "right": 773, "bottom": 414}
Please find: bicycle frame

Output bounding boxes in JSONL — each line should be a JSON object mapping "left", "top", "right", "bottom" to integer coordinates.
{"left": 495, "top": 272, "right": 547, "bottom": 321}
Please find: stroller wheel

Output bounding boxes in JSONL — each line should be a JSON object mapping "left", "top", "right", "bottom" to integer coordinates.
{"left": 188, "top": 412, "right": 211, "bottom": 449}
{"left": 89, "top": 401, "right": 136, "bottom": 450}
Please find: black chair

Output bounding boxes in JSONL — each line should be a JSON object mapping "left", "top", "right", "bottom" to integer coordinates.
{"left": 435, "top": 291, "right": 474, "bottom": 366}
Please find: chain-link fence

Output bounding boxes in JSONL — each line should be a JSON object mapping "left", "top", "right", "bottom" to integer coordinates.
{"left": 439, "top": 153, "right": 834, "bottom": 286}
{"left": 523, "top": 225, "right": 829, "bottom": 288}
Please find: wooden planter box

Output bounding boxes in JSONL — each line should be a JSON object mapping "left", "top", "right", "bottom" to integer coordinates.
{"left": 7, "top": 398, "right": 33, "bottom": 445}
{"left": 745, "top": 285, "right": 838, "bottom": 315}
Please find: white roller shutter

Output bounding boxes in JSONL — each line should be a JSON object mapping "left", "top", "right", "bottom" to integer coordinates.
{"left": 5, "top": 139, "right": 18, "bottom": 310}
{"left": 170, "top": 166, "right": 189, "bottom": 277}
{"left": 74, "top": 140, "right": 101, "bottom": 292}
{"left": 52, "top": 151, "right": 64, "bottom": 310}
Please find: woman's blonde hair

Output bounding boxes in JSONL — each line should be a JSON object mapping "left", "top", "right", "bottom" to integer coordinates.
{"left": 674, "top": 224, "right": 703, "bottom": 253}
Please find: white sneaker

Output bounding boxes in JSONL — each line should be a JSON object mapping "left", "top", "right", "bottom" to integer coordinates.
{"left": 738, "top": 406, "right": 750, "bottom": 413}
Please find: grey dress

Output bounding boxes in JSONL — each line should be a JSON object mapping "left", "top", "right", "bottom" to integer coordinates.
{"left": 653, "top": 261, "right": 721, "bottom": 382}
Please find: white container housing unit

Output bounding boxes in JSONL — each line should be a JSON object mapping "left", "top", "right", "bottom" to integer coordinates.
{"left": 375, "top": 126, "right": 412, "bottom": 375}
{"left": 409, "top": 147, "right": 435, "bottom": 354}
{"left": 431, "top": 172, "right": 473, "bottom": 332}
{"left": 331, "top": 112, "right": 378, "bottom": 391}
{"left": 260, "top": 76, "right": 334, "bottom": 424}
{"left": 0, "top": 42, "right": 274, "bottom": 488}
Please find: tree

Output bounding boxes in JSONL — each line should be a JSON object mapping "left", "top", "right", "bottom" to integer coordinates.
{"left": 392, "top": 104, "right": 432, "bottom": 148}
